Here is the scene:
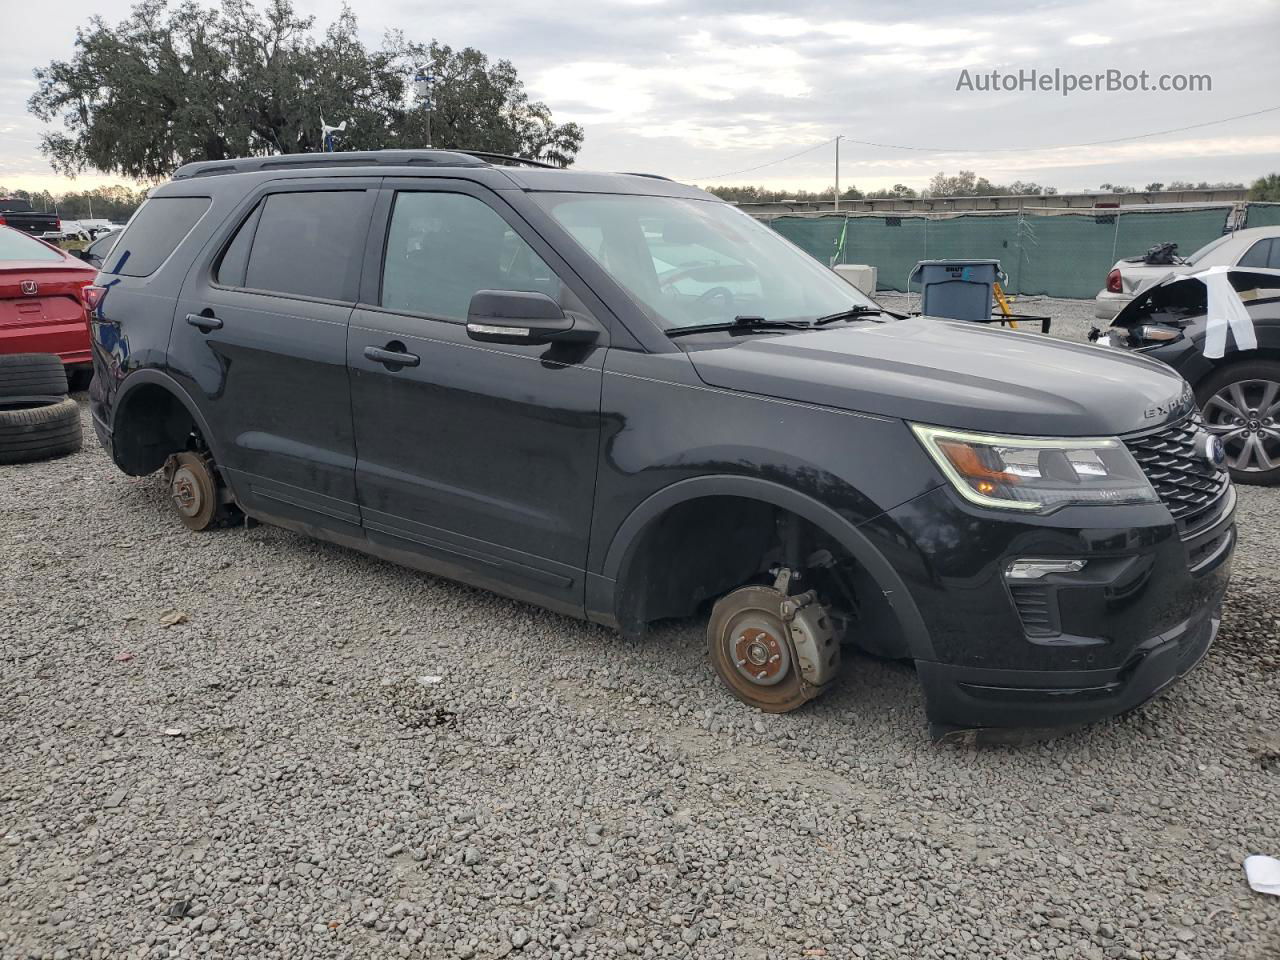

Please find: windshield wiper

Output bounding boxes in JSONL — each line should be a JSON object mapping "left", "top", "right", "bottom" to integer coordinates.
{"left": 665, "top": 315, "right": 812, "bottom": 339}
{"left": 813, "top": 305, "right": 903, "bottom": 326}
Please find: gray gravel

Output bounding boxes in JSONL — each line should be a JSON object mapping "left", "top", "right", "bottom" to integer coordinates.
{"left": 2, "top": 379, "right": 1279, "bottom": 960}
{"left": 876, "top": 291, "right": 1101, "bottom": 344}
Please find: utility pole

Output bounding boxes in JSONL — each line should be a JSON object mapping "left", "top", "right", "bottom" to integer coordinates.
{"left": 414, "top": 70, "right": 436, "bottom": 147}
{"left": 834, "top": 135, "right": 842, "bottom": 212}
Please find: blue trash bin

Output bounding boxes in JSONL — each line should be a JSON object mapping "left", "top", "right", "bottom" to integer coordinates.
{"left": 910, "top": 259, "right": 1000, "bottom": 323}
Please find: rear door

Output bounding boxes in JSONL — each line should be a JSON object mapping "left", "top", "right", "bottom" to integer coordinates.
{"left": 171, "top": 179, "right": 378, "bottom": 537}
{"left": 346, "top": 181, "right": 607, "bottom": 614}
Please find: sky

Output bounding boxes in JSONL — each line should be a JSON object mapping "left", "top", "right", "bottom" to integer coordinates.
{"left": 1, "top": 0, "right": 1278, "bottom": 196}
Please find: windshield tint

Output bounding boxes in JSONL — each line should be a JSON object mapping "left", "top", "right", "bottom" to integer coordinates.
{"left": 0, "top": 228, "right": 63, "bottom": 262}
{"left": 534, "top": 193, "right": 874, "bottom": 329}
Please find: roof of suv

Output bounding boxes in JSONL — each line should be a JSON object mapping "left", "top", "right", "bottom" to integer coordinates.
{"left": 169, "top": 149, "right": 714, "bottom": 200}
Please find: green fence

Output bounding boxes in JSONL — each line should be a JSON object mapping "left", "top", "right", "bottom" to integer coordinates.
{"left": 1244, "top": 202, "right": 1280, "bottom": 229}
{"left": 766, "top": 206, "right": 1233, "bottom": 300}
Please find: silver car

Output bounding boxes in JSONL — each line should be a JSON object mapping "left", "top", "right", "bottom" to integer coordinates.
{"left": 1094, "top": 225, "right": 1280, "bottom": 320}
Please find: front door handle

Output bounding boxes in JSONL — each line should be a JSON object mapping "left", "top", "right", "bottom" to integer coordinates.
{"left": 186, "top": 312, "right": 223, "bottom": 332}
{"left": 364, "top": 343, "right": 420, "bottom": 368}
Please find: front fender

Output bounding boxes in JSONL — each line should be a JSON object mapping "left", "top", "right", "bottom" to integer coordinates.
{"left": 588, "top": 474, "right": 935, "bottom": 660}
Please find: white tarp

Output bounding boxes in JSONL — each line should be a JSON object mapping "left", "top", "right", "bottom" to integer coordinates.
{"left": 1168, "top": 266, "right": 1259, "bottom": 359}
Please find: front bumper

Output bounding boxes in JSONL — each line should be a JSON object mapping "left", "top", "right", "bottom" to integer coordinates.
{"left": 872, "top": 481, "right": 1235, "bottom": 736}
{"left": 918, "top": 592, "right": 1222, "bottom": 738}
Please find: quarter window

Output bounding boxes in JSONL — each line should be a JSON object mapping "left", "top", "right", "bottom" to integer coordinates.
{"left": 380, "top": 192, "right": 560, "bottom": 320}
{"left": 103, "top": 196, "right": 211, "bottom": 277}
{"left": 1238, "top": 239, "right": 1274, "bottom": 269}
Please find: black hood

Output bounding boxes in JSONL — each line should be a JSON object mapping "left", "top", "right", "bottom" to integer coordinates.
{"left": 688, "top": 316, "right": 1191, "bottom": 437}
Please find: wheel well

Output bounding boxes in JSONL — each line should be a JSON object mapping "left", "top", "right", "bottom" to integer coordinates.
{"left": 112, "top": 384, "right": 200, "bottom": 476}
{"left": 615, "top": 495, "right": 910, "bottom": 658}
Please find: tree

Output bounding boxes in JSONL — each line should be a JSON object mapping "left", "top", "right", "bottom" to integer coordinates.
{"left": 924, "top": 171, "right": 1060, "bottom": 198}
{"left": 28, "top": 0, "right": 583, "bottom": 180}
{"left": 865, "top": 183, "right": 918, "bottom": 200}
{"left": 1250, "top": 174, "right": 1280, "bottom": 202}
{"left": 383, "top": 36, "right": 583, "bottom": 165}
{"left": 0, "top": 185, "right": 148, "bottom": 219}
{"left": 1144, "top": 182, "right": 1166, "bottom": 192}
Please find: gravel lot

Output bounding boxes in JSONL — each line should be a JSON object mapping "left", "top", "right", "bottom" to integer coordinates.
{"left": 3, "top": 310, "right": 1279, "bottom": 960}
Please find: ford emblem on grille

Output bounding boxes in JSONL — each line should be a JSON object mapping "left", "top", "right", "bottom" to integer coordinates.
{"left": 21, "top": 280, "right": 38, "bottom": 296}
{"left": 1198, "top": 432, "right": 1226, "bottom": 469}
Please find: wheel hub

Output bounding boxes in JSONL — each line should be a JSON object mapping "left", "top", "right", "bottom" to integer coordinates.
{"left": 170, "top": 465, "right": 205, "bottom": 519}
{"left": 1204, "top": 379, "right": 1280, "bottom": 473}
{"left": 729, "top": 618, "right": 790, "bottom": 687}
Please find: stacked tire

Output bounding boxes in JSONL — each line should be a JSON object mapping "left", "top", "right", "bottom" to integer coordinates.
{"left": 0, "top": 354, "right": 83, "bottom": 465}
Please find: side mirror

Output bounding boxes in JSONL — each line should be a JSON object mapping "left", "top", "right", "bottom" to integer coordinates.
{"left": 466, "top": 290, "right": 599, "bottom": 345}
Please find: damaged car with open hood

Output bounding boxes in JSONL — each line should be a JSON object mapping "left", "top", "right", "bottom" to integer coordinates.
{"left": 87, "top": 151, "right": 1235, "bottom": 740}
{"left": 1094, "top": 266, "right": 1280, "bottom": 486}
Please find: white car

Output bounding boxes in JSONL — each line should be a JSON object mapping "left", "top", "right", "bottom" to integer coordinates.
{"left": 1094, "top": 225, "right": 1280, "bottom": 320}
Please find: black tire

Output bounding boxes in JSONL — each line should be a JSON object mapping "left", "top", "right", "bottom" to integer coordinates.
{"left": 1195, "top": 359, "right": 1280, "bottom": 486}
{"left": 0, "top": 396, "right": 83, "bottom": 464}
{"left": 0, "top": 353, "right": 69, "bottom": 399}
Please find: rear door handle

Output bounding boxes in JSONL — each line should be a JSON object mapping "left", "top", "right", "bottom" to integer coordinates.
{"left": 364, "top": 344, "right": 420, "bottom": 368}
{"left": 186, "top": 312, "right": 223, "bottom": 332}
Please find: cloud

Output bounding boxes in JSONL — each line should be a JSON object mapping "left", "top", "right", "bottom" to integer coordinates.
{"left": 2, "top": 0, "right": 1277, "bottom": 193}
{"left": 1066, "top": 32, "right": 1112, "bottom": 46}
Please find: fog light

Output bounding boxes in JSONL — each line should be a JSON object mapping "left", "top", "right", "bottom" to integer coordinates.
{"left": 1005, "top": 558, "right": 1087, "bottom": 580}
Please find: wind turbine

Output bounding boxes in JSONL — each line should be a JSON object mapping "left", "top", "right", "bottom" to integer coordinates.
{"left": 320, "top": 117, "right": 350, "bottom": 152}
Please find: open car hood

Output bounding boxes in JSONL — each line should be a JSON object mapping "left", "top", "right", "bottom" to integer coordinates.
{"left": 1111, "top": 266, "right": 1280, "bottom": 327}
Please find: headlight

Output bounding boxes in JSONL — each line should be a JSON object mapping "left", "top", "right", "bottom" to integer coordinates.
{"left": 910, "top": 424, "right": 1158, "bottom": 512}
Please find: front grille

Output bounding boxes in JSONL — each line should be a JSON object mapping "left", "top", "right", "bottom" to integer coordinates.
{"left": 1123, "top": 412, "right": 1230, "bottom": 528}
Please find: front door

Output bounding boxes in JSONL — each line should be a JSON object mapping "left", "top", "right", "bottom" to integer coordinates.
{"left": 347, "top": 183, "right": 606, "bottom": 614}
{"left": 172, "top": 180, "right": 378, "bottom": 536}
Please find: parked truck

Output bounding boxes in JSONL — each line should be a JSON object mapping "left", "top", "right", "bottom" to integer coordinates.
{"left": 0, "top": 199, "right": 61, "bottom": 241}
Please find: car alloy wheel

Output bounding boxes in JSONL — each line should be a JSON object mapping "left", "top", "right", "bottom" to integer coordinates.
{"left": 1202, "top": 378, "right": 1280, "bottom": 474}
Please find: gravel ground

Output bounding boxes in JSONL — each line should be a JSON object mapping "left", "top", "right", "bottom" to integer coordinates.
{"left": 875, "top": 292, "right": 1101, "bottom": 344}
{"left": 2, "top": 355, "right": 1279, "bottom": 960}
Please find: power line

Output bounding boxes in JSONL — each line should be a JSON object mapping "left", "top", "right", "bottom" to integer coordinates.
{"left": 840, "top": 104, "right": 1280, "bottom": 153}
{"left": 684, "top": 104, "right": 1280, "bottom": 180}
{"left": 690, "top": 138, "right": 837, "bottom": 180}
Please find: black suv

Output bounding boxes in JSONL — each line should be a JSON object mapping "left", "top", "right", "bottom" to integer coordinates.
{"left": 87, "top": 150, "right": 1235, "bottom": 739}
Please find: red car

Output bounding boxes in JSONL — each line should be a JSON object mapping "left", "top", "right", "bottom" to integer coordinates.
{"left": 0, "top": 225, "right": 97, "bottom": 388}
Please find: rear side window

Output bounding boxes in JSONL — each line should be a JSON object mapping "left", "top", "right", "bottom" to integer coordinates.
{"left": 104, "top": 196, "right": 210, "bottom": 277}
{"left": 235, "top": 191, "right": 366, "bottom": 301}
{"left": 1238, "top": 239, "right": 1272, "bottom": 268}
{"left": 0, "top": 229, "right": 63, "bottom": 262}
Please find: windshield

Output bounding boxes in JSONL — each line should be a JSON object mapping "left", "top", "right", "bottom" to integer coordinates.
{"left": 534, "top": 193, "right": 875, "bottom": 329}
{"left": 1182, "top": 233, "right": 1232, "bottom": 266}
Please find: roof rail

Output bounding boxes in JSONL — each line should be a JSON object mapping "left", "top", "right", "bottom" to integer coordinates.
{"left": 457, "top": 151, "right": 559, "bottom": 169}
{"left": 171, "top": 149, "right": 488, "bottom": 180}
{"left": 616, "top": 172, "right": 674, "bottom": 181}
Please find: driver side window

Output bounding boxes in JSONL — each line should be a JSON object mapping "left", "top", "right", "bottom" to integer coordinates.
{"left": 381, "top": 192, "right": 561, "bottom": 320}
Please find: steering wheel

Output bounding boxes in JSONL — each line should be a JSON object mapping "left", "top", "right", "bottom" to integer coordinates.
{"left": 695, "top": 286, "right": 736, "bottom": 314}
{"left": 657, "top": 263, "right": 715, "bottom": 290}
